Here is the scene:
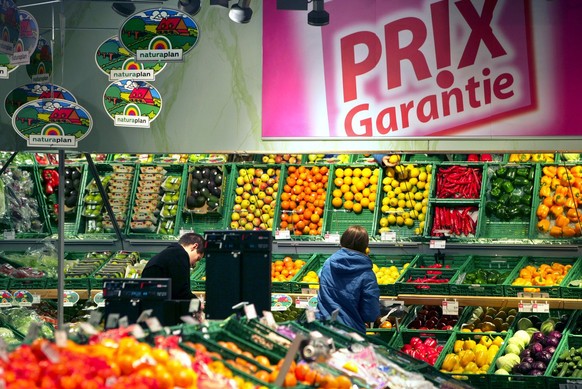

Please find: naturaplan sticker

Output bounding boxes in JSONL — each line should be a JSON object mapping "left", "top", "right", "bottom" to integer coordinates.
{"left": 5, "top": 83, "right": 77, "bottom": 117}
{"left": 12, "top": 98, "right": 93, "bottom": 148}
{"left": 103, "top": 79, "right": 162, "bottom": 128}
{"left": 118, "top": 8, "right": 200, "bottom": 63}
{"left": 95, "top": 36, "right": 166, "bottom": 81}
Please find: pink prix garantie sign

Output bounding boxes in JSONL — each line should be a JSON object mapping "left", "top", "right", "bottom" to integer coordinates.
{"left": 262, "top": 0, "right": 582, "bottom": 139}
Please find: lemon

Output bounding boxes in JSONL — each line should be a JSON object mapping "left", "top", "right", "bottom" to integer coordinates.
{"left": 418, "top": 171, "right": 428, "bottom": 181}
{"left": 387, "top": 214, "right": 397, "bottom": 225}
{"left": 389, "top": 197, "right": 398, "bottom": 207}
{"left": 404, "top": 218, "right": 414, "bottom": 227}
{"left": 379, "top": 217, "right": 388, "bottom": 227}
{"left": 410, "top": 167, "right": 420, "bottom": 178}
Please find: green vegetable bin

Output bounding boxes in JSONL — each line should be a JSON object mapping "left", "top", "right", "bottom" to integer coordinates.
{"left": 271, "top": 253, "right": 316, "bottom": 293}
{"left": 412, "top": 254, "right": 470, "bottom": 270}
{"left": 190, "top": 259, "right": 206, "bottom": 292}
{"left": 391, "top": 330, "right": 452, "bottom": 367}
{"left": 480, "top": 164, "right": 537, "bottom": 240}
{"left": 503, "top": 257, "right": 580, "bottom": 298}
{"left": 560, "top": 259, "right": 582, "bottom": 299}
{"left": 546, "top": 334, "right": 582, "bottom": 385}
{"left": 370, "top": 254, "right": 416, "bottom": 296}
{"left": 396, "top": 267, "right": 459, "bottom": 296}
{"left": 450, "top": 256, "right": 524, "bottom": 297}
{"left": 436, "top": 332, "right": 507, "bottom": 389}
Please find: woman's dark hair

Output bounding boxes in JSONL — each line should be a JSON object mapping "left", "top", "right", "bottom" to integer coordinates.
{"left": 179, "top": 232, "right": 205, "bottom": 255}
{"left": 340, "top": 225, "right": 369, "bottom": 254}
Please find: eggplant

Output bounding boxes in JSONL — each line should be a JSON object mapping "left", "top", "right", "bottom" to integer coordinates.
{"left": 522, "top": 357, "right": 534, "bottom": 365}
{"left": 517, "top": 361, "right": 532, "bottom": 374}
{"left": 535, "top": 350, "right": 553, "bottom": 364}
{"left": 529, "top": 369, "right": 544, "bottom": 376}
{"left": 545, "top": 336, "right": 560, "bottom": 348}
{"left": 531, "top": 361, "right": 546, "bottom": 371}
{"left": 520, "top": 348, "right": 533, "bottom": 359}
{"left": 548, "top": 330, "right": 563, "bottom": 340}
{"left": 530, "top": 342, "right": 544, "bottom": 354}
{"left": 531, "top": 332, "right": 545, "bottom": 343}
{"left": 544, "top": 346, "right": 557, "bottom": 355}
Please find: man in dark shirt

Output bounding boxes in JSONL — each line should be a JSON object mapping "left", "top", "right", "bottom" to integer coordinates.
{"left": 141, "top": 232, "right": 205, "bottom": 300}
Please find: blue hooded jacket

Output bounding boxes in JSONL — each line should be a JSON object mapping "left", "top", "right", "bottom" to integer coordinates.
{"left": 316, "top": 248, "right": 380, "bottom": 333}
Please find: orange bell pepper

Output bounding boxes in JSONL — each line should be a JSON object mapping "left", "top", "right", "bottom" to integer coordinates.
{"left": 571, "top": 165, "right": 582, "bottom": 178}
{"left": 536, "top": 204, "right": 550, "bottom": 219}
{"left": 542, "top": 165, "right": 557, "bottom": 178}
{"left": 565, "top": 197, "right": 577, "bottom": 209}
{"left": 551, "top": 178, "right": 562, "bottom": 190}
{"left": 562, "top": 226, "right": 576, "bottom": 238}
{"left": 537, "top": 219, "right": 551, "bottom": 232}
{"left": 549, "top": 225, "right": 563, "bottom": 237}
{"left": 539, "top": 186, "right": 552, "bottom": 198}
{"left": 566, "top": 208, "right": 582, "bottom": 222}
{"left": 553, "top": 193, "right": 567, "bottom": 206}
{"left": 550, "top": 205, "right": 564, "bottom": 217}
{"left": 542, "top": 196, "right": 554, "bottom": 207}
{"left": 540, "top": 176, "right": 552, "bottom": 187}
{"left": 555, "top": 215, "right": 570, "bottom": 227}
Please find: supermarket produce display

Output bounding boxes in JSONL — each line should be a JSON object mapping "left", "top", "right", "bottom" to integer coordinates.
{"left": 4, "top": 151, "right": 582, "bottom": 387}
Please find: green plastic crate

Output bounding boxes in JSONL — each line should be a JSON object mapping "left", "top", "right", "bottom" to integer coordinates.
{"left": 226, "top": 163, "right": 283, "bottom": 235}
{"left": 0, "top": 275, "right": 9, "bottom": 290}
{"left": 364, "top": 328, "right": 395, "bottom": 346}
{"left": 503, "top": 257, "right": 579, "bottom": 298}
{"left": 391, "top": 330, "right": 453, "bottom": 367}
{"left": 190, "top": 259, "right": 206, "bottom": 291}
{"left": 487, "top": 333, "right": 550, "bottom": 389}
{"left": 508, "top": 309, "right": 573, "bottom": 335}
{"left": 222, "top": 317, "right": 291, "bottom": 357}
{"left": 180, "top": 163, "right": 233, "bottom": 234}
{"left": 37, "top": 164, "right": 86, "bottom": 238}
{"left": 271, "top": 164, "right": 331, "bottom": 241}
{"left": 374, "top": 163, "right": 433, "bottom": 241}
{"left": 322, "top": 164, "right": 382, "bottom": 238}
{"left": 370, "top": 254, "right": 416, "bottom": 296}
{"left": 436, "top": 331, "right": 507, "bottom": 389}
{"left": 44, "top": 277, "right": 90, "bottom": 291}
{"left": 546, "top": 334, "right": 582, "bottom": 386}
{"left": 559, "top": 262, "right": 582, "bottom": 299}
{"left": 253, "top": 154, "right": 303, "bottom": 164}
{"left": 425, "top": 201, "right": 482, "bottom": 240}
{"left": 479, "top": 164, "right": 537, "bottom": 240}
{"left": 271, "top": 254, "right": 315, "bottom": 293}
{"left": 413, "top": 254, "right": 470, "bottom": 270}
{"left": 402, "top": 154, "right": 446, "bottom": 163}
{"left": 8, "top": 277, "right": 47, "bottom": 290}
{"left": 126, "top": 164, "right": 187, "bottom": 238}
{"left": 291, "top": 254, "right": 327, "bottom": 293}
{"left": 400, "top": 305, "right": 466, "bottom": 333}
{"left": 450, "top": 256, "right": 523, "bottom": 297}
{"left": 396, "top": 267, "right": 459, "bottom": 296}
{"left": 432, "top": 163, "right": 488, "bottom": 201}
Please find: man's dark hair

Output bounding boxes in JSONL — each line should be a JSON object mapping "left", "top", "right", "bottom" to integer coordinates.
{"left": 340, "top": 225, "right": 369, "bottom": 254}
{"left": 179, "top": 232, "right": 205, "bottom": 255}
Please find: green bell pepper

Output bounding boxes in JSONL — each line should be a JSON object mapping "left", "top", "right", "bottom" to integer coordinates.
{"left": 496, "top": 167, "right": 507, "bottom": 177}
{"left": 516, "top": 168, "right": 530, "bottom": 177}
{"left": 501, "top": 180, "right": 514, "bottom": 193}
{"left": 490, "top": 186, "right": 502, "bottom": 198}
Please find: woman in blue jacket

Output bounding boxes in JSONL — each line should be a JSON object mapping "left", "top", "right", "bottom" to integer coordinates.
{"left": 316, "top": 225, "right": 380, "bottom": 333}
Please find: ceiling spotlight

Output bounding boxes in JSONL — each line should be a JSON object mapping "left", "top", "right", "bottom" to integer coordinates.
{"left": 308, "top": 0, "right": 329, "bottom": 26}
{"left": 178, "top": 0, "right": 201, "bottom": 15}
{"left": 229, "top": 0, "right": 253, "bottom": 24}
{"left": 112, "top": 2, "right": 136, "bottom": 17}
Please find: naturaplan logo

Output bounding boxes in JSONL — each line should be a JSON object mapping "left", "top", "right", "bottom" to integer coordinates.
{"left": 324, "top": 0, "right": 534, "bottom": 137}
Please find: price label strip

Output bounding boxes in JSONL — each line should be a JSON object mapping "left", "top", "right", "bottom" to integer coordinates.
{"left": 429, "top": 239, "right": 446, "bottom": 249}
{"left": 518, "top": 302, "right": 533, "bottom": 313}
{"left": 532, "top": 302, "right": 550, "bottom": 313}
{"left": 441, "top": 300, "right": 459, "bottom": 316}
{"left": 275, "top": 229, "right": 291, "bottom": 240}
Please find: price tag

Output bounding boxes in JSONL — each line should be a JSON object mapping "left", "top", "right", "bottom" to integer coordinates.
{"left": 189, "top": 298, "right": 200, "bottom": 313}
{"left": 118, "top": 316, "right": 129, "bottom": 328}
{"left": 380, "top": 231, "right": 396, "bottom": 242}
{"left": 275, "top": 229, "right": 291, "bottom": 240}
{"left": 105, "top": 313, "right": 120, "bottom": 329}
{"left": 295, "top": 297, "right": 309, "bottom": 309}
{"left": 0, "top": 338, "right": 8, "bottom": 362}
{"left": 441, "top": 300, "right": 459, "bottom": 316}
{"left": 24, "top": 322, "right": 41, "bottom": 343}
{"left": 532, "top": 302, "right": 550, "bottom": 313}
{"left": 518, "top": 302, "right": 533, "bottom": 313}
{"left": 131, "top": 324, "right": 146, "bottom": 339}
{"left": 137, "top": 309, "right": 153, "bottom": 323}
{"left": 89, "top": 311, "right": 103, "bottom": 327}
{"left": 79, "top": 322, "right": 99, "bottom": 335}
{"left": 179, "top": 229, "right": 195, "bottom": 237}
{"left": 2, "top": 230, "right": 15, "bottom": 240}
{"left": 32, "top": 295, "right": 41, "bottom": 304}
{"left": 306, "top": 309, "right": 316, "bottom": 323}
{"left": 324, "top": 232, "right": 340, "bottom": 243}
{"left": 55, "top": 330, "right": 67, "bottom": 347}
{"left": 429, "top": 239, "right": 446, "bottom": 249}
{"left": 244, "top": 304, "right": 257, "bottom": 319}
{"left": 145, "top": 317, "right": 163, "bottom": 333}
{"left": 41, "top": 340, "right": 60, "bottom": 363}
{"left": 181, "top": 315, "right": 198, "bottom": 325}
{"left": 263, "top": 311, "right": 276, "bottom": 327}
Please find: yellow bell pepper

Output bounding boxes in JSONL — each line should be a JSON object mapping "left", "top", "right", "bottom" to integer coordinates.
{"left": 442, "top": 354, "right": 459, "bottom": 371}
{"left": 463, "top": 361, "right": 479, "bottom": 374}
{"left": 475, "top": 349, "right": 488, "bottom": 368}
{"left": 454, "top": 340, "right": 464, "bottom": 353}
{"left": 460, "top": 350, "right": 475, "bottom": 367}
{"left": 479, "top": 336, "right": 492, "bottom": 347}
{"left": 463, "top": 340, "right": 477, "bottom": 351}
{"left": 486, "top": 347, "right": 499, "bottom": 365}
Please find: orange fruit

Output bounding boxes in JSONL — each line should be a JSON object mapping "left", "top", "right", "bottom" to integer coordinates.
{"left": 336, "top": 375, "right": 352, "bottom": 389}
{"left": 294, "top": 363, "right": 309, "bottom": 382}
{"left": 173, "top": 368, "right": 196, "bottom": 387}
{"left": 284, "top": 372, "right": 298, "bottom": 387}
{"left": 332, "top": 197, "right": 343, "bottom": 208}
{"left": 255, "top": 370, "right": 270, "bottom": 382}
